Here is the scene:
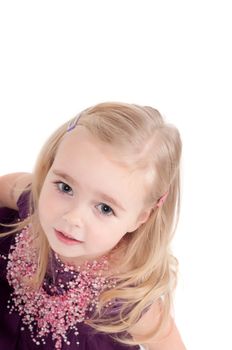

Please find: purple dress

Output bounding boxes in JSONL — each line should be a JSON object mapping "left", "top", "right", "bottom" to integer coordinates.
{"left": 0, "top": 192, "right": 140, "bottom": 350}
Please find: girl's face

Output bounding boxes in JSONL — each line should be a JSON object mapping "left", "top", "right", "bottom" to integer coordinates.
{"left": 38, "top": 126, "right": 152, "bottom": 264}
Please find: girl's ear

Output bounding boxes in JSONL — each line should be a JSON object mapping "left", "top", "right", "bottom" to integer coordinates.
{"left": 127, "top": 208, "right": 153, "bottom": 233}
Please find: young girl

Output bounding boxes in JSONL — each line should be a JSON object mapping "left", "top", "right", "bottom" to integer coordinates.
{"left": 0, "top": 102, "right": 186, "bottom": 349}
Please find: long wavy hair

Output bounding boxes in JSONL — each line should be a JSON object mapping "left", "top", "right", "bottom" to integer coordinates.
{"left": 2, "top": 102, "right": 182, "bottom": 346}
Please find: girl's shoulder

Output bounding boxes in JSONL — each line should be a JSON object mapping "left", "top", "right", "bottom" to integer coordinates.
{"left": 16, "top": 186, "right": 31, "bottom": 220}
{"left": 0, "top": 186, "right": 30, "bottom": 259}
{"left": 0, "top": 172, "right": 31, "bottom": 210}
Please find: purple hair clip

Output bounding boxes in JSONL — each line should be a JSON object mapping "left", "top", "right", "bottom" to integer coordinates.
{"left": 67, "top": 113, "right": 81, "bottom": 132}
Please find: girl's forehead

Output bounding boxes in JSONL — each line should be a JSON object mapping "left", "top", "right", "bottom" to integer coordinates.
{"left": 59, "top": 126, "right": 152, "bottom": 172}
{"left": 57, "top": 126, "right": 130, "bottom": 169}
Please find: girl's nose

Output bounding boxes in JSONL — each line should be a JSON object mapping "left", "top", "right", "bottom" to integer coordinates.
{"left": 62, "top": 206, "right": 84, "bottom": 227}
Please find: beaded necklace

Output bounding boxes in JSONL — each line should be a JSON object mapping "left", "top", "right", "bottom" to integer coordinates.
{"left": 5, "top": 226, "right": 117, "bottom": 349}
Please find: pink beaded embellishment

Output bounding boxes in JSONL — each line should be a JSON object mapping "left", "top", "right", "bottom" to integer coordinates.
{"left": 6, "top": 226, "right": 116, "bottom": 349}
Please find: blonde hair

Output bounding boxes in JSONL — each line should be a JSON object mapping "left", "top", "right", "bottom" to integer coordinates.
{"left": 3, "top": 102, "right": 182, "bottom": 346}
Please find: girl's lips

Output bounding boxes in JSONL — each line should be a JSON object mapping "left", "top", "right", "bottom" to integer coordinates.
{"left": 54, "top": 229, "right": 84, "bottom": 245}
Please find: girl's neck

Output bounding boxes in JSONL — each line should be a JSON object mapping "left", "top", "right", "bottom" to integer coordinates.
{"left": 53, "top": 243, "right": 126, "bottom": 276}
{"left": 54, "top": 250, "right": 118, "bottom": 275}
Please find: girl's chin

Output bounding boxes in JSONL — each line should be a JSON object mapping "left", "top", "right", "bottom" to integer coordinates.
{"left": 54, "top": 250, "right": 107, "bottom": 266}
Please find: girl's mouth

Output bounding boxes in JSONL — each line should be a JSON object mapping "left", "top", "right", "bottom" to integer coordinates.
{"left": 54, "top": 229, "right": 83, "bottom": 245}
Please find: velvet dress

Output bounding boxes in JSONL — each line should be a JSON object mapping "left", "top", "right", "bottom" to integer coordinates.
{"left": 0, "top": 191, "right": 140, "bottom": 350}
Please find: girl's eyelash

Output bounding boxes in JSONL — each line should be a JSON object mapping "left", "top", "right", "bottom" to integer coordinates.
{"left": 53, "top": 181, "right": 115, "bottom": 217}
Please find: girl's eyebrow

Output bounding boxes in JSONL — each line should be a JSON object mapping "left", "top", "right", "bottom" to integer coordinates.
{"left": 52, "top": 169, "right": 126, "bottom": 212}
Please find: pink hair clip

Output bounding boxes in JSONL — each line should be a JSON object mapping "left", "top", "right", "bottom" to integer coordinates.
{"left": 156, "top": 191, "right": 169, "bottom": 208}
{"left": 67, "top": 113, "right": 81, "bottom": 132}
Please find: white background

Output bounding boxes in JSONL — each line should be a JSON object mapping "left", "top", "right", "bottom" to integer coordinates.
{"left": 0, "top": 1, "right": 231, "bottom": 349}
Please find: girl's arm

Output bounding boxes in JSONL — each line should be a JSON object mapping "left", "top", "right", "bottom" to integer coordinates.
{"left": 129, "top": 301, "right": 187, "bottom": 350}
{"left": 0, "top": 173, "right": 32, "bottom": 209}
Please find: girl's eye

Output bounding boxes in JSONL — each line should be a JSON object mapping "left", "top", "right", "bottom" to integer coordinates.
{"left": 54, "top": 181, "right": 73, "bottom": 195}
{"left": 96, "top": 203, "right": 115, "bottom": 216}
